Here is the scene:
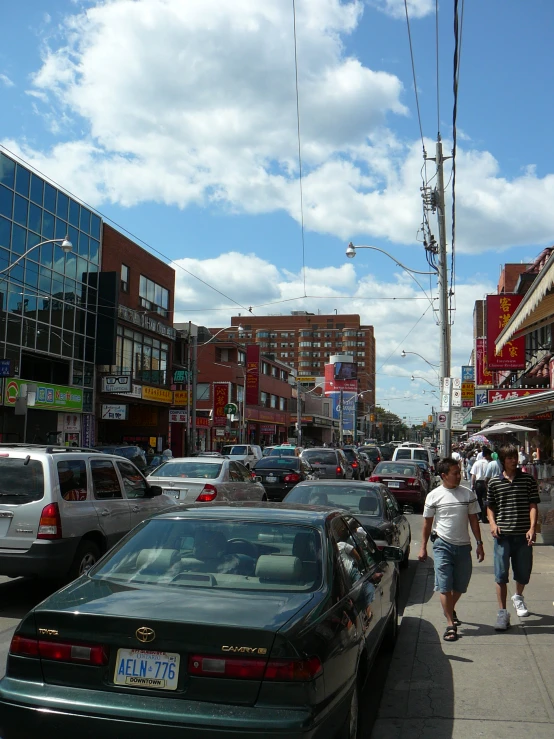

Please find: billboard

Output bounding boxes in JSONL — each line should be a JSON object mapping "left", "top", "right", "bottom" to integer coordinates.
{"left": 475, "top": 338, "right": 494, "bottom": 387}
{"left": 324, "top": 363, "right": 357, "bottom": 393}
{"left": 486, "top": 294, "right": 525, "bottom": 370}
{"left": 334, "top": 362, "right": 358, "bottom": 381}
{"left": 245, "top": 344, "right": 260, "bottom": 406}
{"left": 328, "top": 390, "right": 356, "bottom": 432}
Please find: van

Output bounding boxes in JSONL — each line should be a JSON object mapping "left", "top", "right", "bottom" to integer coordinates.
{"left": 393, "top": 445, "right": 436, "bottom": 473}
{"left": 220, "top": 444, "right": 263, "bottom": 469}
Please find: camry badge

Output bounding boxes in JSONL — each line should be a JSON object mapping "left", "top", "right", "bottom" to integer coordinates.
{"left": 136, "top": 627, "right": 156, "bottom": 643}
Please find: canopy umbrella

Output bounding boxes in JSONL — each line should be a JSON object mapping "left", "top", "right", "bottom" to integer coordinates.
{"left": 482, "top": 422, "right": 536, "bottom": 435}
{"left": 468, "top": 434, "right": 490, "bottom": 445}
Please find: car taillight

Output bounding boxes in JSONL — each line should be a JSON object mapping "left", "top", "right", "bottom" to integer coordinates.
{"left": 373, "top": 540, "right": 387, "bottom": 551}
{"left": 368, "top": 476, "right": 379, "bottom": 482}
{"left": 283, "top": 473, "right": 301, "bottom": 483}
{"left": 196, "top": 484, "right": 217, "bottom": 502}
{"left": 351, "top": 461, "right": 358, "bottom": 468}
{"left": 376, "top": 456, "right": 381, "bottom": 463}
{"left": 407, "top": 478, "right": 420, "bottom": 487}
{"left": 336, "top": 466, "right": 342, "bottom": 474}
{"left": 10, "top": 635, "right": 108, "bottom": 665}
{"left": 37, "top": 503, "right": 62, "bottom": 539}
{"left": 188, "top": 654, "right": 321, "bottom": 681}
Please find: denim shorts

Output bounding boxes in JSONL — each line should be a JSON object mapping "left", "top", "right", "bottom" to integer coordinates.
{"left": 494, "top": 535, "right": 533, "bottom": 585}
{"left": 432, "top": 537, "right": 473, "bottom": 594}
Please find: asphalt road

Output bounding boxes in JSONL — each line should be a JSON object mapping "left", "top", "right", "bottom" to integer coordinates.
{"left": 0, "top": 513, "right": 421, "bottom": 735}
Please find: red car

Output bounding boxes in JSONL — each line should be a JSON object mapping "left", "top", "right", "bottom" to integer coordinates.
{"left": 369, "top": 461, "right": 428, "bottom": 511}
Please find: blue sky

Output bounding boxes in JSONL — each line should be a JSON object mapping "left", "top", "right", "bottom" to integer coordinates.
{"left": 2, "top": 0, "right": 553, "bottom": 425}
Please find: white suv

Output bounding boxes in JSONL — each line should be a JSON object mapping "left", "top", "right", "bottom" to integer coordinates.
{"left": 220, "top": 444, "right": 263, "bottom": 469}
{"left": 0, "top": 444, "right": 174, "bottom": 581}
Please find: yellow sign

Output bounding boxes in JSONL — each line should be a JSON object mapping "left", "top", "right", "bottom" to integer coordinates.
{"left": 173, "top": 390, "right": 189, "bottom": 406}
{"left": 149, "top": 436, "right": 157, "bottom": 448}
{"left": 297, "top": 376, "right": 317, "bottom": 383}
{"left": 461, "top": 381, "right": 475, "bottom": 400}
{"left": 141, "top": 386, "right": 172, "bottom": 403}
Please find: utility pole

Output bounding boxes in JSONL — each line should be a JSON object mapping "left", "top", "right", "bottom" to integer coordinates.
{"left": 191, "top": 332, "right": 197, "bottom": 453}
{"left": 296, "top": 383, "right": 302, "bottom": 447}
{"left": 435, "top": 136, "right": 452, "bottom": 457}
{"left": 339, "top": 389, "right": 344, "bottom": 444}
{"left": 186, "top": 321, "right": 192, "bottom": 456}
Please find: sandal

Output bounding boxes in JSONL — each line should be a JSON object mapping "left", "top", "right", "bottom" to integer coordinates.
{"left": 452, "top": 611, "right": 461, "bottom": 627}
{"left": 443, "top": 626, "right": 458, "bottom": 642}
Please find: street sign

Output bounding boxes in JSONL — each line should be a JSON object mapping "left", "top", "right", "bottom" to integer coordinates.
{"left": 451, "top": 388, "right": 462, "bottom": 407}
{"left": 224, "top": 403, "right": 238, "bottom": 415}
{"left": 442, "top": 378, "right": 451, "bottom": 392}
{"left": 451, "top": 409, "right": 466, "bottom": 431}
{"left": 436, "top": 413, "right": 449, "bottom": 429}
{"left": 441, "top": 393, "right": 450, "bottom": 411}
{"left": 452, "top": 378, "right": 462, "bottom": 390}
{"left": 462, "top": 366, "right": 475, "bottom": 382}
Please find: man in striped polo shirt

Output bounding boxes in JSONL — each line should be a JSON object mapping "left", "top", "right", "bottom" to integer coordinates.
{"left": 487, "top": 444, "right": 539, "bottom": 630}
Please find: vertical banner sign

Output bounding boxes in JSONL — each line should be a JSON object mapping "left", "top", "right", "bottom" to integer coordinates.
{"left": 245, "top": 344, "right": 260, "bottom": 406}
{"left": 486, "top": 294, "right": 525, "bottom": 369}
{"left": 213, "top": 383, "right": 230, "bottom": 427}
{"left": 475, "top": 338, "right": 494, "bottom": 387}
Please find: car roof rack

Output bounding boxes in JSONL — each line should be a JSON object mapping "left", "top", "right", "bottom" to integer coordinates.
{"left": 0, "top": 443, "right": 103, "bottom": 454}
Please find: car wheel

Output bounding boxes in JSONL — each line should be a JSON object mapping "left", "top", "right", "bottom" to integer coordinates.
{"left": 68, "top": 540, "right": 101, "bottom": 581}
{"left": 337, "top": 678, "right": 359, "bottom": 739}
{"left": 400, "top": 540, "right": 410, "bottom": 569}
{"left": 383, "top": 594, "right": 399, "bottom": 651}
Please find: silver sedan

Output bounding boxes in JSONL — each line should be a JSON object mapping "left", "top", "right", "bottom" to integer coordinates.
{"left": 146, "top": 457, "right": 267, "bottom": 503}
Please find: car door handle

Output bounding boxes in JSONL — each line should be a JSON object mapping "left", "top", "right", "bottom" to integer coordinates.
{"left": 132, "top": 505, "right": 140, "bottom": 512}
{"left": 100, "top": 509, "right": 110, "bottom": 516}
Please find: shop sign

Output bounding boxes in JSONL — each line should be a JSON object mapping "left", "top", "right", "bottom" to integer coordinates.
{"left": 60, "top": 413, "right": 81, "bottom": 432}
{"left": 114, "top": 383, "right": 142, "bottom": 399}
{"left": 170, "top": 409, "right": 187, "bottom": 423}
{"left": 117, "top": 304, "right": 177, "bottom": 340}
{"left": 102, "top": 375, "right": 131, "bottom": 393}
{"left": 215, "top": 428, "right": 225, "bottom": 437}
{"left": 213, "top": 382, "right": 230, "bottom": 427}
{"left": 173, "top": 390, "right": 189, "bottom": 406}
{"left": 475, "top": 338, "right": 494, "bottom": 387}
{"left": 475, "top": 389, "right": 488, "bottom": 406}
{"left": 245, "top": 345, "right": 260, "bottom": 406}
{"left": 173, "top": 370, "right": 188, "bottom": 382}
{"left": 260, "top": 424, "right": 276, "bottom": 434}
{"left": 486, "top": 295, "right": 525, "bottom": 369}
{"left": 461, "top": 381, "right": 475, "bottom": 400}
{"left": 82, "top": 414, "right": 95, "bottom": 448}
{"left": 4, "top": 378, "right": 83, "bottom": 412}
{"left": 196, "top": 417, "right": 210, "bottom": 427}
{"left": 461, "top": 366, "right": 475, "bottom": 382}
{"left": 0, "top": 359, "right": 12, "bottom": 378}
{"left": 141, "top": 386, "right": 172, "bottom": 403}
{"left": 487, "top": 388, "right": 547, "bottom": 403}
{"left": 101, "top": 404, "right": 128, "bottom": 421}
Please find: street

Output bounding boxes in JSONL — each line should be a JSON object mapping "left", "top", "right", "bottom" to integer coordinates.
{"left": 0, "top": 513, "right": 422, "bottom": 736}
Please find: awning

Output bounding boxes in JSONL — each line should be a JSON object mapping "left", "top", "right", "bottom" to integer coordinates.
{"left": 467, "top": 389, "right": 554, "bottom": 423}
{"left": 496, "top": 250, "right": 554, "bottom": 352}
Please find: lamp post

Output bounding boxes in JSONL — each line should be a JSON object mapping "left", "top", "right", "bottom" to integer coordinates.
{"left": 0, "top": 237, "right": 72, "bottom": 275}
{"left": 346, "top": 241, "right": 451, "bottom": 455}
{"left": 401, "top": 349, "right": 440, "bottom": 382}
{"left": 411, "top": 375, "right": 438, "bottom": 388}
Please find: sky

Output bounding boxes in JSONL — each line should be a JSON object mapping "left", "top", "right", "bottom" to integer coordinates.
{"left": 2, "top": 0, "right": 554, "bottom": 426}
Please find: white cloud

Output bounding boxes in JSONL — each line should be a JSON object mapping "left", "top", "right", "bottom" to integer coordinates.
{"left": 0, "top": 74, "right": 14, "bottom": 88}
{"left": 368, "top": 0, "right": 434, "bottom": 20}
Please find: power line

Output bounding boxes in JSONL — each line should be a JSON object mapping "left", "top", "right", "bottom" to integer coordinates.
{"left": 451, "top": 0, "right": 465, "bottom": 326}
{"left": 377, "top": 305, "right": 434, "bottom": 373}
{"left": 0, "top": 144, "right": 255, "bottom": 316}
{"left": 403, "top": 0, "right": 426, "bottom": 149}
{"left": 292, "top": 0, "right": 307, "bottom": 296}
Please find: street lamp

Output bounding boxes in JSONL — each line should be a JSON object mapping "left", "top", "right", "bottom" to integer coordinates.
{"left": 401, "top": 349, "right": 439, "bottom": 368}
{"left": 0, "top": 236, "right": 72, "bottom": 275}
{"left": 345, "top": 241, "right": 451, "bottom": 455}
{"left": 411, "top": 375, "right": 438, "bottom": 388}
{"left": 198, "top": 324, "right": 244, "bottom": 346}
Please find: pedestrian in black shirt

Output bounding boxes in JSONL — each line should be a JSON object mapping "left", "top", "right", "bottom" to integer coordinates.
{"left": 487, "top": 444, "right": 539, "bottom": 630}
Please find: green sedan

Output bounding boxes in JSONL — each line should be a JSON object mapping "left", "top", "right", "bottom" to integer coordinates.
{"left": 0, "top": 504, "right": 402, "bottom": 739}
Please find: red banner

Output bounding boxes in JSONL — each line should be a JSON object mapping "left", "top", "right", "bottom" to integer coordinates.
{"left": 486, "top": 294, "right": 525, "bottom": 369}
{"left": 324, "top": 363, "right": 357, "bottom": 393}
{"left": 475, "top": 338, "right": 494, "bottom": 386}
{"left": 213, "top": 382, "right": 229, "bottom": 427}
{"left": 245, "top": 344, "right": 260, "bottom": 406}
{"left": 488, "top": 388, "right": 546, "bottom": 403}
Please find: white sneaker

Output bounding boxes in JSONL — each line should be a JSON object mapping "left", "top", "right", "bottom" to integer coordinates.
{"left": 495, "top": 609, "right": 511, "bottom": 630}
{"left": 512, "top": 594, "right": 529, "bottom": 617}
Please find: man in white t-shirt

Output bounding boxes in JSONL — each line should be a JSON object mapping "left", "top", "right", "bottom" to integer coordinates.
{"left": 419, "top": 458, "right": 484, "bottom": 642}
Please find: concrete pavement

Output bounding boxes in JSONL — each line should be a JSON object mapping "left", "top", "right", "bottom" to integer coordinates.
{"left": 372, "top": 500, "right": 554, "bottom": 739}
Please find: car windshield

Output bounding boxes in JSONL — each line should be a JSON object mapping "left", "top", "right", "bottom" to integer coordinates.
{"left": 302, "top": 451, "right": 337, "bottom": 465}
{"left": 374, "top": 462, "right": 417, "bottom": 476}
{"left": 0, "top": 458, "right": 44, "bottom": 504}
{"left": 91, "top": 518, "right": 322, "bottom": 592}
{"left": 221, "top": 446, "right": 246, "bottom": 456}
{"left": 285, "top": 484, "right": 383, "bottom": 516}
{"left": 149, "top": 461, "right": 222, "bottom": 479}
{"left": 254, "top": 457, "right": 300, "bottom": 469}
{"left": 98, "top": 446, "right": 143, "bottom": 460}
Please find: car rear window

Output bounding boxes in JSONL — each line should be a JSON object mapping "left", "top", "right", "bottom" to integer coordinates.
{"left": 91, "top": 519, "right": 322, "bottom": 592}
{"left": 375, "top": 462, "right": 417, "bottom": 475}
{"left": 414, "top": 450, "right": 428, "bottom": 461}
{"left": 254, "top": 457, "right": 300, "bottom": 469}
{"left": 286, "top": 484, "right": 382, "bottom": 516}
{"left": 342, "top": 449, "right": 356, "bottom": 461}
{"left": 302, "top": 451, "right": 337, "bottom": 465}
{"left": 394, "top": 449, "right": 411, "bottom": 459}
{"left": 221, "top": 446, "right": 246, "bottom": 456}
{"left": 0, "top": 458, "right": 44, "bottom": 504}
{"left": 149, "top": 461, "right": 222, "bottom": 479}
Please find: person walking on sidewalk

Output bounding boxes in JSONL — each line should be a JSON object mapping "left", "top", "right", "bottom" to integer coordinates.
{"left": 418, "top": 458, "right": 485, "bottom": 642}
{"left": 470, "top": 447, "right": 492, "bottom": 523}
{"left": 487, "top": 444, "right": 539, "bottom": 630}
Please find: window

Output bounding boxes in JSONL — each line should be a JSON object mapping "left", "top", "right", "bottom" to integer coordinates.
{"left": 279, "top": 397, "right": 286, "bottom": 411}
{"left": 281, "top": 332, "right": 289, "bottom": 338}
{"left": 262, "top": 362, "right": 269, "bottom": 374}
{"left": 57, "top": 460, "right": 88, "bottom": 501}
{"left": 121, "top": 264, "right": 129, "bottom": 293}
{"left": 115, "top": 326, "right": 169, "bottom": 385}
{"left": 139, "top": 275, "right": 169, "bottom": 317}
{"left": 197, "top": 383, "right": 210, "bottom": 400}
{"left": 299, "top": 341, "right": 312, "bottom": 347}
{"left": 117, "top": 461, "right": 148, "bottom": 499}
{"left": 270, "top": 394, "right": 277, "bottom": 408}
{"left": 331, "top": 517, "right": 366, "bottom": 590}
{"left": 257, "top": 331, "right": 269, "bottom": 338}
{"left": 91, "top": 460, "right": 123, "bottom": 500}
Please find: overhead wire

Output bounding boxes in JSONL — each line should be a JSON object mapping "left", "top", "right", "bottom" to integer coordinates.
{"left": 450, "top": 0, "right": 465, "bottom": 328}
{"left": 292, "top": 0, "right": 307, "bottom": 297}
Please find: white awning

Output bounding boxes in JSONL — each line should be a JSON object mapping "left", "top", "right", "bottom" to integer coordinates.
{"left": 495, "top": 250, "right": 554, "bottom": 352}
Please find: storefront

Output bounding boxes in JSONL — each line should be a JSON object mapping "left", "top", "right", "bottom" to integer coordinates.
{"left": 245, "top": 409, "right": 288, "bottom": 446}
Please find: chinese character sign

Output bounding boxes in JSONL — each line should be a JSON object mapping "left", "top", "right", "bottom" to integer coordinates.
{"left": 213, "top": 383, "right": 230, "bottom": 427}
{"left": 475, "top": 338, "right": 494, "bottom": 386}
{"left": 486, "top": 294, "right": 525, "bottom": 369}
{"left": 245, "top": 344, "right": 260, "bottom": 406}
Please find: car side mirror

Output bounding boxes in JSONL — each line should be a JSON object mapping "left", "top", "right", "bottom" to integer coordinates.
{"left": 254, "top": 476, "right": 262, "bottom": 483}
{"left": 382, "top": 545, "right": 403, "bottom": 563}
{"left": 147, "top": 485, "right": 163, "bottom": 497}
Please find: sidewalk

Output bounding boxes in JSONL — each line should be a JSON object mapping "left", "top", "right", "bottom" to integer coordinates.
{"left": 371, "top": 522, "right": 554, "bottom": 739}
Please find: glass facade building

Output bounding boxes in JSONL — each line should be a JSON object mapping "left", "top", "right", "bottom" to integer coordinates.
{"left": 0, "top": 151, "right": 101, "bottom": 441}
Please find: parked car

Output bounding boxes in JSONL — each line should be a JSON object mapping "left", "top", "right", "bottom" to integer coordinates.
{"left": 341, "top": 446, "right": 364, "bottom": 480}
{"left": 252, "top": 456, "right": 317, "bottom": 501}
{"left": 147, "top": 457, "right": 266, "bottom": 503}
{"left": 0, "top": 444, "right": 172, "bottom": 581}
{"left": 357, "top": 451, "right": 374, "bottom": 478}
{"left": 412, "top": 460, "right": 438, "bottom": 491}
{"left": 359, "top": 445, "right": 382, "bottom": 468}
{"left": 369, "top": 461, "right": 428, "bottom": 510}
{"left": 0, "top": 504, "right": 402, "bottom": 738}
{"left": 300, "top": 447, "right": 353, "bottom": 479}
{"left": 219, "top": 444, "right": 263, "bottom": 469}
{"left": 392, "top": 445, "right": 436, "bottom": 473}
{"left": 284, "top": 480, "right": 411, "bottom": 567}
{"left": 96, "top": 444, "right": 147, "bottom": 471}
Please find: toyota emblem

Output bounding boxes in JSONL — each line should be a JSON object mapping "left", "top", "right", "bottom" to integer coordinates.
{"left": 136, "top": 626, "right": 156, "bottom": 643}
